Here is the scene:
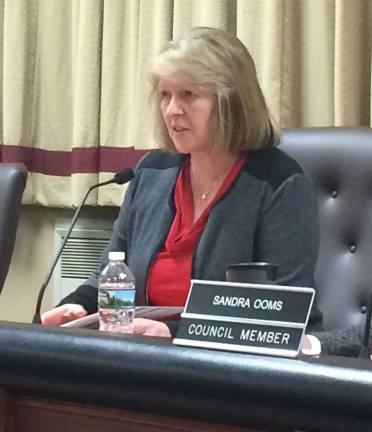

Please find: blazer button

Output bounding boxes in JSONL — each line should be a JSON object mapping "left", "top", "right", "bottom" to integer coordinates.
{"left": 349, "top": 245, "right": 357, "bottom": 253}
{"left": 361, "top": 305, "right": 367, "bottom": 313}
{"left": 331, "top": 190, "right": 338, "bottom": 198}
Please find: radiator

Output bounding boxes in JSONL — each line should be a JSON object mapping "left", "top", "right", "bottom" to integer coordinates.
{"left": 53, "top": 219, "right": 112, "bottom": 304}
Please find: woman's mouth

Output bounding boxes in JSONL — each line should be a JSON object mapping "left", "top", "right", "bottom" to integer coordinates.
{"left": 172, "top": 126, "right": 189, "bottom": 133}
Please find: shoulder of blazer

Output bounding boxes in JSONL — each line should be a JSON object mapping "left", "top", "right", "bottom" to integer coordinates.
{"left": 136, "top": 149, "right": 185, "bottom": 171}
{"left": 242, "top": 146, "right": 305, "bottom": 191}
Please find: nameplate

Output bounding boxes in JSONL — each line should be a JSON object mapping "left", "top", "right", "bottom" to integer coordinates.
{"left": 173, "top": 280, "right": 315, "bottom": 358}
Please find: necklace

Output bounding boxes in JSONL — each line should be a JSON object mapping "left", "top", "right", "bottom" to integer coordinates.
{"left": 191, "top": 162, "right": 233, "bottom": 201}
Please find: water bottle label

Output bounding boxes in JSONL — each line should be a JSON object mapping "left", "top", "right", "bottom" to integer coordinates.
{"left": 99, "top": 288, "right": 135, "bottom": 310}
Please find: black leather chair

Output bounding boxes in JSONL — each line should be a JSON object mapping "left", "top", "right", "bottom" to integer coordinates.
{"left": 0, "top": 163, "right": 27, "bottom": 294}
{"left": 280, "top": 127, "right": 372, "bottom": 332}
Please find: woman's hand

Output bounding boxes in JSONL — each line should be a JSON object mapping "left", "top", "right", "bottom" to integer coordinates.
{"left": 41, "top": 304, "right": 87, "bottom": 325}
{"left": 132, "top": 318, "right": 171, "bottom": 338}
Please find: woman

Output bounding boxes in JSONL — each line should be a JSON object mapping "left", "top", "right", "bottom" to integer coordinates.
{"left": 42, "top": 27, "right": 321, "bottom": 342}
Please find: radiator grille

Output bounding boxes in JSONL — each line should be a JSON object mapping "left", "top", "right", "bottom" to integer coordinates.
{"left": 61, "top": 237, "right": 109, "bottom": 279}
{"left": 54, "top": 220, "right": 113, "bottom": 304}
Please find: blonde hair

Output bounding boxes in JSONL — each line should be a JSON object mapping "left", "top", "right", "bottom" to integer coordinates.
{"left": 150, "top": 27, "right": 279, "bottom": 153}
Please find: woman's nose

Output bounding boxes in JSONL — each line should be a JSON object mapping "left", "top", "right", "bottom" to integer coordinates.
{"left": 166, "top": 96, "right": 184, "bottom": 115}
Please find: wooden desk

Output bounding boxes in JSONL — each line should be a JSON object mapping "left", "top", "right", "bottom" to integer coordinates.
{"left": 0, "top": 321, "right": 372, "bottom": 432}
{"left": 0, "top": 389, "right": 252, "bottom": 432}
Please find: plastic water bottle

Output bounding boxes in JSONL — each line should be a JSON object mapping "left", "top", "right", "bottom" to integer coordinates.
{"left": 98, "top": 251, "right": 135, "bottom": 333}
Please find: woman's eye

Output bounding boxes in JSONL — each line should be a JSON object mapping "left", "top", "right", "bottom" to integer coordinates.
{"left": 160, "top": 91, "right": 170, "bottom": 101}
{"left": 183, "top": 90, "right": 193, "bottom": 97}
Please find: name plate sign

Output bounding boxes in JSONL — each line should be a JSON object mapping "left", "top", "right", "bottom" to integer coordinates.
{"left": 173, "top": 280, "right": 315, "bottom": 357}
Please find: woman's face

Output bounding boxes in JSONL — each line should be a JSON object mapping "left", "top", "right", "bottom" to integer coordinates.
{"left": 159, "top": 76, "right": 215, "bottom": 155}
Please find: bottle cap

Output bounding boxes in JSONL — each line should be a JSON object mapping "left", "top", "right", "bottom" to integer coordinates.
{"left": 108, "top": 251, "right": 125, "bottom": 261}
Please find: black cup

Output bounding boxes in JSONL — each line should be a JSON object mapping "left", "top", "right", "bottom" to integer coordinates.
{"left": 225, "top": 262, "right": 278, "bottom": 284}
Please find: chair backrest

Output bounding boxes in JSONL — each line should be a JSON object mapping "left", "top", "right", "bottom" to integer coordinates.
{"left": 279, "top": 127, "right": 372, "bottom": 331}
{"left": 0, "top": 163, "right": 28, "bottom": 294}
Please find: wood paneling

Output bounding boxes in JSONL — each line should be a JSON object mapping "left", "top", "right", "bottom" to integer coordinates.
{"left": 2, "top": 392, "right": 257, "bottom": 432}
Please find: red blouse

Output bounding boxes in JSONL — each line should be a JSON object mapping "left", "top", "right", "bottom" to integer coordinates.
{"left": 147, "top": 156, "right": 244, "bottom": 306}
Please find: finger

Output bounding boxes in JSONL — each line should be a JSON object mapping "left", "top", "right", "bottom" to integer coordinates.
{"left": 60, "top": 310, "right": 87, "bottom": 324}
{"left": 41, "top": 308, "right": 65, "bottom": 325}
{"left": 132, "top": 318, "right": 151, "bottom": 334}
{"left": 141, "top": 321, "right": 171, "bottom": 338}
{"left": 41, "top": 305, "right": 86, "bottom": 325}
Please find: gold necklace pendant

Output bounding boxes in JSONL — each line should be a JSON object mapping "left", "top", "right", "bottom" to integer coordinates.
{"left": 201, "top": 191, "right": 209, "bottom": 200}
